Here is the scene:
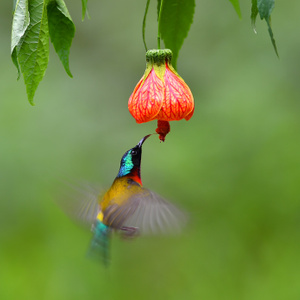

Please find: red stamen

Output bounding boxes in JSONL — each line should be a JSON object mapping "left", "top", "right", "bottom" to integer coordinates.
{"left": 156, "top": 120, "right": 170, "bottom": 142}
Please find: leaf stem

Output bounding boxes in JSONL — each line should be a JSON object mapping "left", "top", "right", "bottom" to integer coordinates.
{"left": 157, "top": 0, "right": 164, "bottom": 49}
{"left": 142, "top": 0, "right": 151, "bottom": 51}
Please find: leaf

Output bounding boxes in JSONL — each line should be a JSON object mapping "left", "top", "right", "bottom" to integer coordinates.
{"left": 228, "top": 0, "right": 242, "bottom": 18}
{"left": 48, "top": 0, "right": 75, "bottom": 78}
{"left": 81, "top": 0, "right": 89, "bottom": 21}
{"left": 11, "top": 0, "right": 30, "bottom": 79}
{"left": 251, "top": 0, "right": 258, "bottom": 33}
{"left": 257, "top": 0, "right": 278, "bottom": 56}
{"left": 16, "top": 0, "right": 49, "bottom": 105}
{"left": 159, "top": 0, "right": 195, "bottom": 70}
{"left": 11, "top": 49, "right": 21, "bottom": 79}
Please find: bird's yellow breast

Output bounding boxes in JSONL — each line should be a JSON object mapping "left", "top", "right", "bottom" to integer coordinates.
{"left": 100, "top": 177, "right": 143, "bottom": 212}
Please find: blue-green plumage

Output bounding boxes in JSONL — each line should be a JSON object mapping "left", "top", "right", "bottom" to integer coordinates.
{"left": 117, "top": 150, "right": 134, "bottom": 177}
{"left": 88, "top": 220, "right": 111, "bottom": 266}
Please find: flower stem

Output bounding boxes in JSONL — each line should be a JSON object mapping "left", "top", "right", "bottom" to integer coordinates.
{"left": 157, "top": 0, "right": 164, "bottom": 49}
{"left": 142, "top": 0, "right": 151, "bottom": 51}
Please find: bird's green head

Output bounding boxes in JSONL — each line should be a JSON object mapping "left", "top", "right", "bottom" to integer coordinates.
{"left": 117, "top": 135, "right": 151, "bottom": 179}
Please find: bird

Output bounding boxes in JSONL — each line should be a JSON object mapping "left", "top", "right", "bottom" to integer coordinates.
{"left": 62, "top": 134, "right": 186, "bottom": 266}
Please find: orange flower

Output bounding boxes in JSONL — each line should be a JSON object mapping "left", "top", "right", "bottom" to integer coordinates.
{"left": 128, "top": 49, "right": 194, "bottom": 141}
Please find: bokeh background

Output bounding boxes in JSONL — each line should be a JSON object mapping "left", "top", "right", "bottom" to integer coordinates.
{"left": 1, "top": 1, "right": 300, "bottom": 299}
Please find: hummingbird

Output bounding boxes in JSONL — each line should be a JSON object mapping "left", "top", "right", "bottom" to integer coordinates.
{"left": 62, "top": 134, "right": 186, "bottom": 266}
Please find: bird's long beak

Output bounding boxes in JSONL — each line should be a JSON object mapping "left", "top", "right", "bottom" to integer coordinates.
{"left": 138, "top": 134, "right": 152, "bottom": 148}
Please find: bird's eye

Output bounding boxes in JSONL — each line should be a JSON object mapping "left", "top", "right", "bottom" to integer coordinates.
{"left": 131, "top": 150, "right": 137, "bottom": 155}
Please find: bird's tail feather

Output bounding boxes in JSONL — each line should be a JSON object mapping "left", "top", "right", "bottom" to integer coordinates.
{"left": 88, "top": 220, "right": 111, "bottom": 266}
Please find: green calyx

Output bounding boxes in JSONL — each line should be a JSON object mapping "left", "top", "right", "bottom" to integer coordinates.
{"left": 146, "top": 49, "right": 173, "bottom": 66}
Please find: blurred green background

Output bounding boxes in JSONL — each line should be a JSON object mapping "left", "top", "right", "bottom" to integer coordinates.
{"left": 1, "top": 1, "right": 300, "bottom": 299}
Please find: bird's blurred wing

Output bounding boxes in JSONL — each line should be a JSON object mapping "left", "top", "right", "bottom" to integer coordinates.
{"left": 57, "top": 182, "right": 101, "bottom": 228}
{"left": 104, "top": 189, "right": 187, "bottom": 235}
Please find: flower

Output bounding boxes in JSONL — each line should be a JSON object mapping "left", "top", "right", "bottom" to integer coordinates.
{"left": 128, "top": 49, "right": 194, "bottom": 141}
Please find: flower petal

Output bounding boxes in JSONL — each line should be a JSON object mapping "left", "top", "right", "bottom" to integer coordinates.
{"left": 184, "top": 106, "right": 194, "bottom": 121}
{"left": 128, "top": 69, "right": 164, "bottom": 123}
{"left": 156, "top": 65, "right": 194, "bottom": 121}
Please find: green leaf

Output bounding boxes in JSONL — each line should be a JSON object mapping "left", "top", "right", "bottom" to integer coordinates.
{"left": 159, "top": 0, "right": 195, "bottom": 69}
{"left": 11, "top": 49, "right": 20, "bottom": 79}
{"left": 11, "top": 0, "right": 30, "bottom": 79}
{"left": 48, "top": 0, "right": 75, "bottom": 78}
{"left": 17, "top": 0, "right": 49, "bottom": 105}
{"left": 257, "top": 0, "right": 278, "bottom": 56}
{"left": 81, "top": 0, "right": 89, "bottom": 21}
{"left": 251, "top": 0, "right": 258, "bottom": 32}
{"left": 228, "top": 0, "right": 242, "bottom": 18}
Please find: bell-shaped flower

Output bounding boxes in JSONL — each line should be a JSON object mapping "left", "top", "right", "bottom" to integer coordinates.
{"left": 128, "top": 49, "right": 194, "bottom": 141}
